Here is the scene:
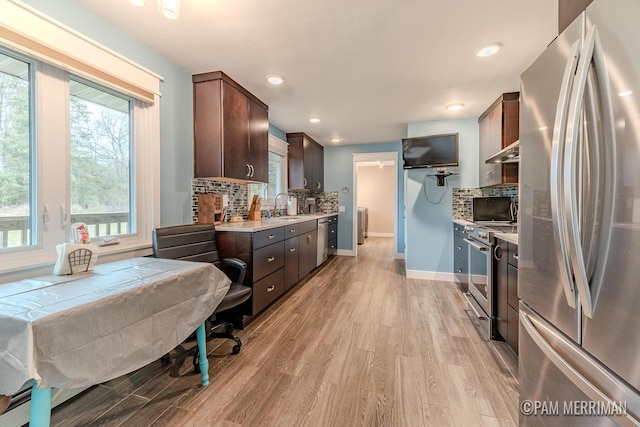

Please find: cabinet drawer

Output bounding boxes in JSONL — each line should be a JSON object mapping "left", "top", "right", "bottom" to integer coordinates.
{"left": 299, "top": 219, "right": 317, "bottom": 234}
{"left": 508, "top": 242, "right": 518, "bottom": 267}
{"left": 254, "top": 227, "right": 284, "bottom": 249}
{"left": 253, "top": 241, "right": 285, "bottom": 281}
{"left": 453, "top": 223, "right": 467, "bottom": 238}
{"left": 327, "top": 215, "right": 338, "bottom": 225}
{"left": 328, "top": 238, "right": 337, "bottom": 256}
{"left": 252, "top": 268, "right": 285, "bottom": 314}
{"left": 454, "top": 234, "right": 467, "bottom": 258}
{"left": 328, "top": 223, "right": 337, "bottom": 239}
{"left": 282, "top": 223, "right": 300, "bottom": 238}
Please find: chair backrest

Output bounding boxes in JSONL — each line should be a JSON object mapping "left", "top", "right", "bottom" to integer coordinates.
{"left": 152, "top": 224, "right": 222, "bottom": 269}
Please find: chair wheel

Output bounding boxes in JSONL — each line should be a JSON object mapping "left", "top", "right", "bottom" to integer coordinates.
{"left": 232, "top": 345, "right": 241, "bottom": 354}
{"left": 224, "top": 324, "right": 234, "bottom": 334}
{"left": 160, "top": 353, "right": 170, "bottom": 363}
{"left": 193, "top": 348, "right": 200, "bottom": 373}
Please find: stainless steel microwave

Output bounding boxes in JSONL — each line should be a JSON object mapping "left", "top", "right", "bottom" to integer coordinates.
{"left": 472, "top": 196, "right": 514, "bottom": 223}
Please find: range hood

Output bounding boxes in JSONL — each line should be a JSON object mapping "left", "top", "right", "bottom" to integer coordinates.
{"left": 485, "top": 140, "right": 519, "bottom": 164}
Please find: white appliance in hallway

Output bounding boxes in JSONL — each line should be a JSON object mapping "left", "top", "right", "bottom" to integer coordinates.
{"left": 519, "top": 0, "right": 640, "bottom": 424}
{"left": 357, "top": 207, "right": 368, "bottom": 245}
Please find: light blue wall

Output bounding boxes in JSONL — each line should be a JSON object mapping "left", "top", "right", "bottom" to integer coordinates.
{"left": 405, "top": 119, "right": 479, "bottom": 273}
{"left": 269, "top": 124, "right": 286, "bottom": 141}
{"left": 323, "top": 142, "right": 405, "bottom": 254}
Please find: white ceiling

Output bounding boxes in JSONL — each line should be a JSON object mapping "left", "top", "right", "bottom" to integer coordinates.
{"left": 76, "top": 0, "right": 558, "bottom": 146}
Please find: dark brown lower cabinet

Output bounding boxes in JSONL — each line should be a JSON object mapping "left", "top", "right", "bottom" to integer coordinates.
{"left": 284, "top": 236, "right": 299, "bottom": 291}
{"left": 252, "top": 268, "right": 285, "bottom": 314}
{"left": 495, "top": 238, "right": 519, "bottom": 354}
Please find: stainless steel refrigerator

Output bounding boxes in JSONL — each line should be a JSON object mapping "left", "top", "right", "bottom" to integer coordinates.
{"left": 519, "top": 0, "right": 640, "bottom": 425}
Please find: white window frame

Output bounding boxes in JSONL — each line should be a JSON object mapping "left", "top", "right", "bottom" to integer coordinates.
{"left": 0, "top": 43, "right": 160, "bottom": 283}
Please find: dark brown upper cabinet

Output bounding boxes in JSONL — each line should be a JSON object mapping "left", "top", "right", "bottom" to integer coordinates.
{"left": 193, "top": 71, "right": 268, "bottom": 183}
{"left": 478, "top": 92, "right": 519, "bottom": 187}
{"left": 286, "top": 132, "right": 324, "bottom": 191}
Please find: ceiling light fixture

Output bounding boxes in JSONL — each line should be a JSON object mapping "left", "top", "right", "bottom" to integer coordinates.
{"left": 309, "top": 117, "right": 321, "bottom": 123}
{"left": 476, "top": 43, "right": 502, "bottom": 57}
{"left": 447, "top": 104, "right": 464, "bottom": 111}
{"left": 266, "top": 74, "right": 285, "bottom": 85}
{"left": 157, "top": 0, "right": 180, "bottom": 19}
{"left": 129, "top": 0, "right": 146, "bottom": 5}
{"left": 619, "top": 90, "right": 633, "bottom": 97}
{"left": 330, "top": 137, "right": 341, "bottom": 143}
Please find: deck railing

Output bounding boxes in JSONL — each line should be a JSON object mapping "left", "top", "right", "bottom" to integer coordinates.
{"left": 0, "top": 212, "right": 129, "bottom": 248}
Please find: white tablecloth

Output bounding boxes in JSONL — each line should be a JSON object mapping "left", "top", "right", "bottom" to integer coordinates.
{"left": 0, "top": 257, "right": 230, "bottom": 395}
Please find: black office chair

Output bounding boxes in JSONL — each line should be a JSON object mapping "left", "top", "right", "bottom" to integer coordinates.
{"left": 152, "top": 223, "right": 252, "bottom": 370}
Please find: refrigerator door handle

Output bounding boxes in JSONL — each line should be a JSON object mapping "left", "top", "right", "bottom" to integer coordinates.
{"left": 550, "top": 39, "right": 581, "bottom": 309}
{"left": 520, "top": 310, "right": 640, "bottom": 426}
{"left": 563, "top": 25, "right": 617, "bottom": 319}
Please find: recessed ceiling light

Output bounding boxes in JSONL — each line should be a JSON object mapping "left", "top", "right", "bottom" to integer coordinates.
{"left": 539, "top": 126, "right": 548, "bottom": 131}
{"left": 129, "top": 0, "right": 146, "bottom": 5}
{"left": 619, "top": 90, "right": 633, "bottom": 97}
{"left": 476, "top": 43, "right": 502, "bottom": 57}
{"left": 330, "top": 137, "right": 341, "bottom": 143}
{"left": 447, "top": 104, "right": 464, "bottom": 111}
{"left": 266, "top": 74, "right": 285, "bottom": 85}
{"left": 309, "top": 117, "right": 321, "bottom": 123}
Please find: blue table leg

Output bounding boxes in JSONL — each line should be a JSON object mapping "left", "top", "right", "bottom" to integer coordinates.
{"left": 29, "top": 384, "right": 52, "bottom": 426}
{"left": 195, "top": 322, "right": 209, "bottom": 386}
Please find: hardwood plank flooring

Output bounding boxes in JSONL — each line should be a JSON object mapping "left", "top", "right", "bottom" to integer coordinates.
{"left": 46, "top": 237, "right": 518, "bottom": 426}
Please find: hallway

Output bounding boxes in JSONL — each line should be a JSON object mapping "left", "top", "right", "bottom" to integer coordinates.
{"left": 48, "top": 237, "right": 518, "bottom": 426}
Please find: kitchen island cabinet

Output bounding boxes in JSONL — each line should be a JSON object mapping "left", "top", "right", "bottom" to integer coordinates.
{"left": 193, "top": 71, "right": 268, "bottom": 183}
{"left": 286, "top": 132, "right": 324, "bottom": 191}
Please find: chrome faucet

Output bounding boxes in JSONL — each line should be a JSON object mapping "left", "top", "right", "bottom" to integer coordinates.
{"left": 273, "top": 193, "right": 288, "bottom": 217}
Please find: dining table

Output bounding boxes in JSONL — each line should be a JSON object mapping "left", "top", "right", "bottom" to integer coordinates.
{"left": 0, "top": 257, "right": 231, "bottom": 426}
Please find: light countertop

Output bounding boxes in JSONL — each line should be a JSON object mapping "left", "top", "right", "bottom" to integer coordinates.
{"left": 216, "top": 212, "right": 338, "bottom": 232}
{"left": 453, "top": 218, "right": 518, "bottom": 245}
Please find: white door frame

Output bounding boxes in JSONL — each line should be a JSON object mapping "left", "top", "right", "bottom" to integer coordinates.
{"left": 352, "top": 152, "right": 399, "bottom": 257}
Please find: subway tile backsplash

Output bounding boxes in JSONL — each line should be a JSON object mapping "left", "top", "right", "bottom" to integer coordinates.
{"left": 452, "top": 186, "right": 518, "bottom": 221}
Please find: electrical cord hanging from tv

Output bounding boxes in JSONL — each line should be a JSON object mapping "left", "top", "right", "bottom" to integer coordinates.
{"left": 422, "top": 173, "right": 448, "bottom": 204}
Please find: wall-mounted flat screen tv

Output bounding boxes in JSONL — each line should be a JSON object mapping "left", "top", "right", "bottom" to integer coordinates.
{"left": 402, "top": 133, "right": 459, "bottom": 169}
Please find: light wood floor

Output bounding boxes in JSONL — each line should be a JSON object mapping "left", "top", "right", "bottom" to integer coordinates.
{"left": 47, "top": 237, "right": 519, "bottom": 426}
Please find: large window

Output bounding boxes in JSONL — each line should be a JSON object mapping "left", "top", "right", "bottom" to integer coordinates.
{"left": 0, "top": 51, "right": 33, "bottom": 249}
{"left": 70, "top": 79, "right": 133, "bottom": 237}
{"left": 248, "top": 135, "right": 288, "bottom": 212}
{"left": 0, "top": 49, "right": 158, "bottom": 277}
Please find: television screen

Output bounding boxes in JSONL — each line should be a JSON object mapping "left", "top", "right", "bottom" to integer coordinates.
{"left": 402, "top": 133, "right": 459, "bottom": 169}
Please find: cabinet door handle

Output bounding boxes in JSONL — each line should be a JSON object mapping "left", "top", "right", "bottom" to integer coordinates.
{"left": 290, "top": 229, "right": 296, "bottom": 233}
{"left": 268, "top": 234, "right": 275, "bottom": 239}
{"left": 267, "top": 256, "right": 275, "bottom": 262}
{"left": 289, "top": 248, "right": 296, "bottom": 252}
{"left": 513, "top": 254, "right": 519, "bottom": 260}
{"left": 303, "top": 178, "right": 308, "bottom": 188}
{"left": 307, "top": 235, "right": 312, "bottom": 241}
{"left": 456, "top": 245, "right": 462, "bottom": 250}
{"left": 250, "top": 164, "right": 255, "bottom": 177}
{"left": 246, "top": 164, "right": 251, "bottom": 177}
{"left": 316, "top": 181, "right": 321, "bottom": 189}
{"left": 266, "top": 285, "right": 275, "bottom": 292}
{"left": 457, "top": 268, "right": 463, "bottom": 273}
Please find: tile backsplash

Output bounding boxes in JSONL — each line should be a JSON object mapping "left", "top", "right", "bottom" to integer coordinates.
{"left": 192, "top": 178, "right": 339, "bottom": 223}
{"left": 452, "top": 186, "right": 518, "bottom": 221}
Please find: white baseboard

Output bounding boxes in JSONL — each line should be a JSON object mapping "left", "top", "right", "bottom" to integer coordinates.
{"left": 337, "top": 249, "right": 355, "bottom": 256}
{"left": 367, "top": 232, "right": 394, "bottom": 237}
{"left": 405, "top": 270, "right": 454, "bottom": 282}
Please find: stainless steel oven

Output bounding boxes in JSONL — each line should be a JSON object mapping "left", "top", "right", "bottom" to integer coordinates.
{"left": 463, "top": 225, "right": 494, "bottom": 338}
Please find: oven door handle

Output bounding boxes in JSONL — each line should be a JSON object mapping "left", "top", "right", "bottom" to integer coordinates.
{"left": 464, "top": 238, "right": 489, "bottom": 252}
{"left": 463, "top": 292, "right": 487, "bottom": 320}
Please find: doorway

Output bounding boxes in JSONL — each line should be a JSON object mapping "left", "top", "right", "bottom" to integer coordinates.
{"left": 352, "top": 152, "right": 399, "bottom": 257}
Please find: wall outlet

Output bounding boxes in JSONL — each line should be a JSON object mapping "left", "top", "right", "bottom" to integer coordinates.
{"left": 222, "top": 195, "right": 229, "bottom": 207}
{"left": 339, "top": 205, "right": 346, "bottom": 212}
